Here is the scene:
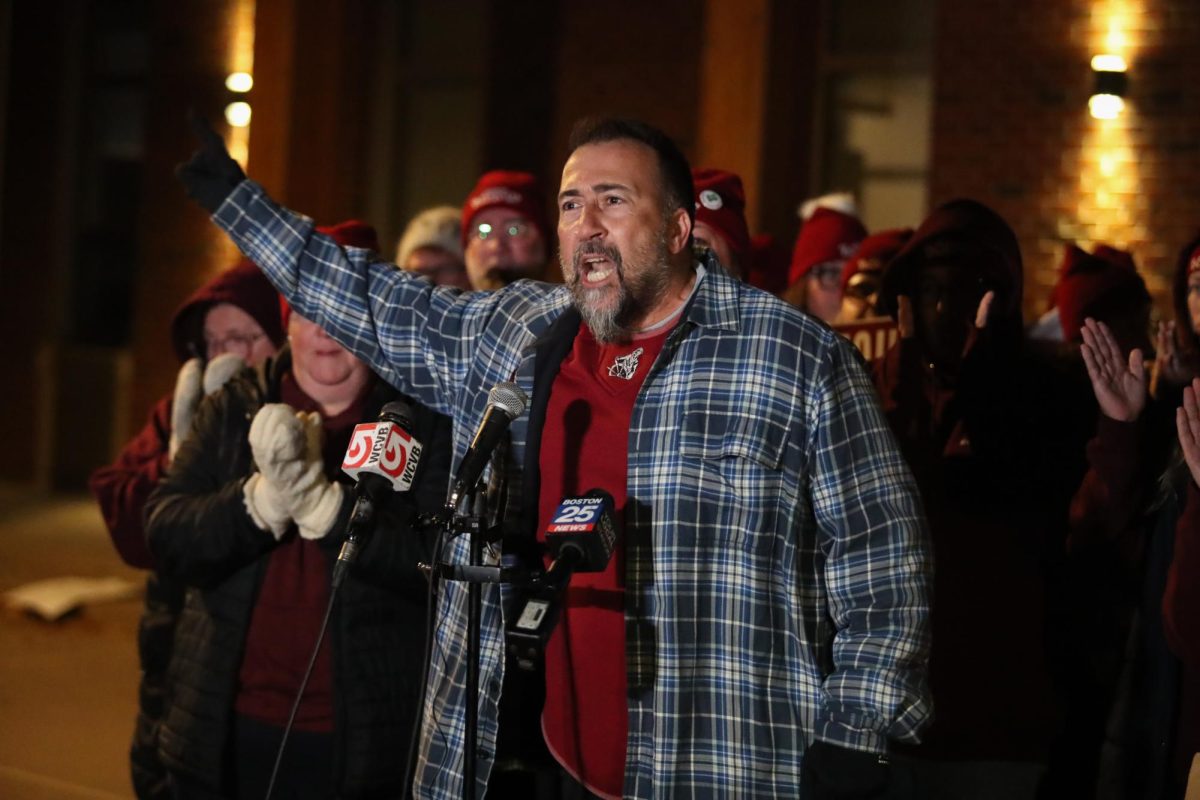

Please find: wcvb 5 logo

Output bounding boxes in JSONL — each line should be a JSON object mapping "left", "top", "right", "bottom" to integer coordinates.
{"left": 342, "top": 422, "right": 414, "bottom": 480}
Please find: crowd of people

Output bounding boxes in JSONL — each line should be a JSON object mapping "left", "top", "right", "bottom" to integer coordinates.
{"left": 85, "top": 112, "right": 1200, "bottom": 800}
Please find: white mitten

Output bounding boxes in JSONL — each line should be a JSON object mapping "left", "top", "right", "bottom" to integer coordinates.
{"left": 243, "top": 472, "right": 291, "bottom": 538}
{"left": 202, "top": 352, "right": 245, "bottom": 395}
{"left": 168, "top": 358, "right": 204, "bottom": 463}
{"left": 242, "top": 404, "right": 309, "bottom": 537}
{"left": 289, "top": 411, "right": 346, "bottom": 540}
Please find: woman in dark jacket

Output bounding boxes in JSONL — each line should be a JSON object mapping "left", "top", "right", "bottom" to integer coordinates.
{"left": 88, "top": 258, "right": 285, "bottom": 800}
{"left": 146, "top": 294, "right": 451, "bottom": 799}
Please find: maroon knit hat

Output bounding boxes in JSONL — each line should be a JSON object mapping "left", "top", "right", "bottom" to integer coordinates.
{"left": 691, "top": 167, "right": 751, "bottom": 269}
{"left": 461, "top": 170, "right": 548, "bottom": 250}
{"left": 788, "top": 207, "right": 867, "bottom": 287}
{"left": 170, "top": 259, "right": 285, "bottom": 362}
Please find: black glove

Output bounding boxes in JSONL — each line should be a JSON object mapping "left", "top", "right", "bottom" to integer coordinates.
{"left": 800, "top": 740, "right": 890, "bottom": 800}
{"left": 175, "top": 112, "right": 246, "bottom": 213}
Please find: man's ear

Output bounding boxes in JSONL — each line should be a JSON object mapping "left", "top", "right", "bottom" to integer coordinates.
{"left": 667, "top": 206, "right": 692, "bottom": 256}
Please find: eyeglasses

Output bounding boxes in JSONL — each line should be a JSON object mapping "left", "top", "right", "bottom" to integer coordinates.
{"left": 205, "top": 330, "right": 266, "bottom": 357}
{"left": 808, "top": 262, "right": 843, "bottom": 290}
{"left": 471, "top": 219, "right": 532, "bottom": 242}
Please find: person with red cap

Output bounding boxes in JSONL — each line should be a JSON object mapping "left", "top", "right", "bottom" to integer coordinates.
{"left": 88, "top": 257, "right": 285, "bottom": 800}
{"left": 143, "top": 221, "right": 451, "bottom": 800}
{"left": 461, "top": 170, "right": 549, "bottom": 290}
{"left": 838, "top": 228, "right": 913, "bottom": 321}
{"left": 690, "top": 167, "right": 751, "bottom": 278}
{"left": 783, "top": 193, "right": 867, "bottom": 323}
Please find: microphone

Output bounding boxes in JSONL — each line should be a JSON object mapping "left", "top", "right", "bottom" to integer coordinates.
{"left": 541, "top": 489, "right": 618, "bottom": 588}
{"left": 506, "top": 489, "right": 618, "bottom": 670}
{"left": 447, "top": 382, "right": 528, "bottom": 510}
{"left": 333, "top": 400, "right": 423, "bottom": 587}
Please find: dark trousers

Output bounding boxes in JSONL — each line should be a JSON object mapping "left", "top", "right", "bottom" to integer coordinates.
{"left": 171, "top": 715, "right": 335, "bottom": 800}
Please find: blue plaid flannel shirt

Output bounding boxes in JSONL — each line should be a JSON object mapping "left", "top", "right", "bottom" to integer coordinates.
{"left": 215, "top": 181, "right": 932, "bottom": 799}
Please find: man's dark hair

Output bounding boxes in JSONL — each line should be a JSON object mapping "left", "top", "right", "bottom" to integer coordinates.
{"left": 567, "top": 117, "right": 695, "bottom": 225}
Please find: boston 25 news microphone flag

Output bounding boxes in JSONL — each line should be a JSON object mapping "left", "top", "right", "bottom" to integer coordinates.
{"left": 334, "top": 400, "right": 423, "bottom": 586}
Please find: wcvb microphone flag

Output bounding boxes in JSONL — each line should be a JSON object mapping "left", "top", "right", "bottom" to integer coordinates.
{"left": 341, "top": 421, "right": 423, "bottom": 491}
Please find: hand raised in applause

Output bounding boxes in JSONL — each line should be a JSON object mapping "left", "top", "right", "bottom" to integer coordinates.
{"left": 242, "top": 404, "right": 309, "bottom": 538}
{"left": 287, "top": 411, "right": 346, "bottom": 541}
{"left": 1152, "top": 320, "right": 1198, "bottom": 396}
{"left": 1177, "top": 378, "right": 1200, "bottom": 487}
{"left": 1081, "top": 317, "right": 1147, "bottom": 423}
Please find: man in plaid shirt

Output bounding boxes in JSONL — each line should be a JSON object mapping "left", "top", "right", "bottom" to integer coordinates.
{"left": 180, "top": 116, "right": 932, "bottom": 799}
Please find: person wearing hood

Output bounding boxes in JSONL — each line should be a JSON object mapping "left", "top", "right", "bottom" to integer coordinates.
{"left": 1073, "top": 234, "right": 1200, "bottom": 799}
{"left": 875, "top": 199, "right": 1094, "bottom": 798}
{"left": 142, "top": 221, "right": 449, "bottom": 800}
{"left": 88, "top": 259, "right": 285, "bottom": 800}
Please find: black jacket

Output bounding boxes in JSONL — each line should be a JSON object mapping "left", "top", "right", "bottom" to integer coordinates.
{"left": 145, "top": 349, "right": 452, "bottom": 798}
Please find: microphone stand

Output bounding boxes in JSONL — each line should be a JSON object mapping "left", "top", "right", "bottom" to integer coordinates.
{"left": 464, "top": 487, "right": 484, "bottom": 800}
{"left": 434, "top": 469, "right": 528, "bottom": 799}
{"left": 438, "top": 483, "right": 488, "bottom": 800}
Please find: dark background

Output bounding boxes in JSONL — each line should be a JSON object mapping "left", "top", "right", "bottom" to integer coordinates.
{"left": 2, "top": 0, "right": 1198, "bottom": 491}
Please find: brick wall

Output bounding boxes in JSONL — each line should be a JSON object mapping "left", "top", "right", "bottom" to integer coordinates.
{"left": 931, "top": 0, "right": 1200, "bottom": 322}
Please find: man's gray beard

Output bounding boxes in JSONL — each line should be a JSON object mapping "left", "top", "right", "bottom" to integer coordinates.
{"left": 561, "top": 233, "right": 670, "bottom": 344}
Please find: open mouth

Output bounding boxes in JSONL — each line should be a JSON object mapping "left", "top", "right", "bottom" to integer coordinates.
{"left": 582, "top": 255, "right": 615, "bottom": 284}
{"left": 575, "top": 245, "right": 621, "bottom": 287}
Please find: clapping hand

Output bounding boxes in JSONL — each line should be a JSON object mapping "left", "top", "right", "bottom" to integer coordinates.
{"left": 1081, "top": 317, "right": 1147, "bottom": 423}
{"left": 1177, "top": 378, "right": 1200, "bottom": 487}
{"left": 1152, "top": 320, "right": 1199, "bottom": 395}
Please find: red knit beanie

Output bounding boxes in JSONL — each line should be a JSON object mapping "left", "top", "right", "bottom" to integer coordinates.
{"left": 461, "top": 170, "right": 547, "bottom": 250}
{"left": 691, "top": 167, "right": 751, "bottom": 269}
{"left": 788, "top": 207, "right": 867, "bottom": 287}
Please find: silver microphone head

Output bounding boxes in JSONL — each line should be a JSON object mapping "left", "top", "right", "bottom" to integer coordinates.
{"left": 487, "top": 382, "right": 528, "bottom": 420}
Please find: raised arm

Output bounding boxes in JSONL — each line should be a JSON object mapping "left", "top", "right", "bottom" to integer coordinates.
{"left": 175, "top": 116, "right": 486, "bottom": 416}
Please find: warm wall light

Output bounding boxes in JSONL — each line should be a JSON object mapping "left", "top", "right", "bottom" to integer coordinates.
{"left": 225, "top": 72, "right": 254, "bottom": 93}
{"left": 225, "top": 101, "right": 252, "bottom": 128}
{"left": 1089, "top": 94, "right": 1125, "bottom": 120}
{"left": 1090, "top": 54, "right": 1127, "bottom": 73}
{"left": 1089, "top": 53, "right": 1129, "bottom": 119}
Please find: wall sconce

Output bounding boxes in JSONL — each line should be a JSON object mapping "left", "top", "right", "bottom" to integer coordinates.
{"left": 1089, "top": 54, "right": 1128, "bottom": 120}
{"left": 225, "top": 72, "right": 253, "bottom": 93}
{"left": 224, "top": 72, "right": 253, "bottom": 128}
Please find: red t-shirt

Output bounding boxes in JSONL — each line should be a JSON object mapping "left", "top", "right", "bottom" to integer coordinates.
{"left": 234, "top": 374, "right": 368, "bottom": 732}
{"left": 538, "top": 322, "right": 673, "bottom": 798}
